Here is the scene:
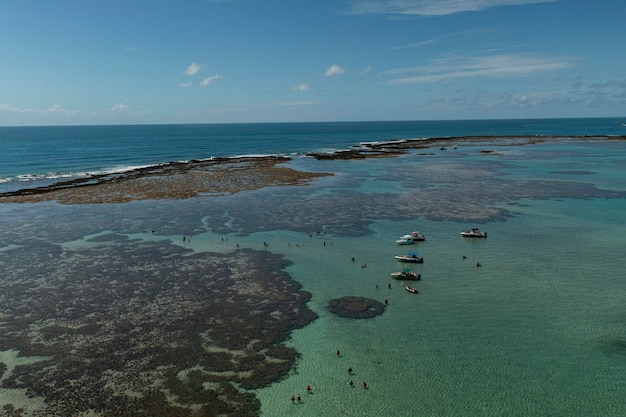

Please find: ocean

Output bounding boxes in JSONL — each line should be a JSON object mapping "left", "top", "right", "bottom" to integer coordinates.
{"left": 1, "top": 118, "right": 624, "bottom": 193}
{"left": 0, "top": 118, "right": 625, "bottom": 416}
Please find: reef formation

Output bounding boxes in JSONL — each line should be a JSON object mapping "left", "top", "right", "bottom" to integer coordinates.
{"left": 0, "top": 156, "right": 331, "bottom": 205}
{"left": 328, "top": 296, "right": 386, "bottom": 319}
{"left": 0, "top": 240, "right": 317, "bottom": 416}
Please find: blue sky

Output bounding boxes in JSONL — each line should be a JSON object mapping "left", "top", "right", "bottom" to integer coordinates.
{"left": 1, "top": 0, "right": 624, "bottom": 125}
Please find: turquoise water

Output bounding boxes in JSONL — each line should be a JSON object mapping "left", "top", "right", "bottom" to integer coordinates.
{"left": 0, "top": 124, "right": 625, "bottom": 415}
{"left": 255, "top": 207, "right": 626, "bottom": 416}
{"left": 251, "top": 144, "right": 626, "bottom": 416}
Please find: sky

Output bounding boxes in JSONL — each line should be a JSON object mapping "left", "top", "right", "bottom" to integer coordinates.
{"left": 1, "top": 0, "right": 625, "bottom": 125}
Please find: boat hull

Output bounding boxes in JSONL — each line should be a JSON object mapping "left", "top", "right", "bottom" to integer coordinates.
{"left": 394, "top": 256, "right": 423, "bottom": 263}
{"left": 390, "top": 272, "right": 421, "bottom": 280}
{"left": 461, "top": 228, "right": 487, "bottom": 238}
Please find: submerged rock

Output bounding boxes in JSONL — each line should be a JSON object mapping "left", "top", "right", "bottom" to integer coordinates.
{"left": 328, "top": 296, "right": 386, "bottom": 319}
{"left": 0, "top": 242, "right": 317, "bottom": 416}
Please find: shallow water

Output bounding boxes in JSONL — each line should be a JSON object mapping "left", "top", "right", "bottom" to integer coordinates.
{"left": 253, "top": 144, "right": 626, "bottom": 416}
{"left": 1, "top": 139, "right": 625, "bottom": 416}
{"left": 256, "top": 202, "right": 626, "bottom": 416}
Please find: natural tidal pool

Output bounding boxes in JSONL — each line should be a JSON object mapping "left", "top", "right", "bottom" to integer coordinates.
{"left": 1, "top": 137, "right": 625, "bottom": 416}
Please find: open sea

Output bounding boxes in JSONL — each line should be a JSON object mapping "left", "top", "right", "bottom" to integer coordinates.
{"left": 1, "top": 118, "right": 625, "bottom": 416}
{"left": 1, "top": 118, "right": 624, "bottom": 193}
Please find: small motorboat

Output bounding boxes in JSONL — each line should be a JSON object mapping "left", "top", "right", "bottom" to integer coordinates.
{"left": 461, "top": 228, "right": 487, "bottom": 238}
{"left": 390, "top": 268, "right": 421, "bottom": 280}
{"left": 394, "top": 252, "right": 423, "bottom": 263}
{"left": 395, "top": 231, "right": 425, "bottom": 244}
{"left": 406, "top": 285, "right": 419, "bottom": 294}
{"left": 395, "top": 235, "right": 415, "bottom": 245}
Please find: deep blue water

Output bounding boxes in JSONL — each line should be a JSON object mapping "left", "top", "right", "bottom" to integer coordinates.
{"left": 0, "top": 118, "right": 624, "bottom": 192}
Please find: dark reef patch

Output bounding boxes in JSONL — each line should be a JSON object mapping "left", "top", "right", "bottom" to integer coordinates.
{"left": 328, "top": 296, "right": 386, "bottom": 319}
{"left": 190, "top": 155, "right": 626, "bottom": 238}
{"left": 308, "top": 135, "right": 626, "bottom": 160}
{"left": 551, "top": 170, "right": 596, "bottom": 175}
{"left": 599, "top": 338, "right": 626, "bottom": 356}
{"left": 0, "top": 242, "right": 317, "bottom": 416}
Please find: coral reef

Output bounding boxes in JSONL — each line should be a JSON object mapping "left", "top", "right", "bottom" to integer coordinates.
{"left": 0, "top": 242, "right": 317, "bottom": 416}
{"left": 0, "top": 156, "right": 331, "bottom": 204}
{"left": 328, "top": 296, "right": 386, "bottom": 319}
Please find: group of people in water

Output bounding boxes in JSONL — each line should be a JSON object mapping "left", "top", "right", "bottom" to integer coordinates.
{"left": 290, "top": 351, "right": 368, "bottom": 404}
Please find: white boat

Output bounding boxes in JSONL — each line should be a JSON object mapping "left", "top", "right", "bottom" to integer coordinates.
{"left": 394, "top": 252, "right": 423, "bottom": 263}
{"left": 390, "top": 268, "right": 421, "bottom": 280}
{"left": 395, "top": 231, "right": 425, "bottom": 244}
{"left": 461, "top": 228, "right": 487, "bottom": 238}
{"left": 395, "top": 235, "right": 415, "bottom": 245}
{"left": 406, "top": 285, "right": 419, "bottom": 294}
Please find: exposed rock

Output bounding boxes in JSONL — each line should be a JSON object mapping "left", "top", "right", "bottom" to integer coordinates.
{"left": 0, "top": 156, "right": 332, "bottom": 204}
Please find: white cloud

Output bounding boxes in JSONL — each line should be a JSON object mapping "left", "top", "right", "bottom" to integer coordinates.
{"left": 589, "top": 80, "right": 626, "bottom": 90}
{"left": 359, "top": 65, "right": 373, "bottom": 74}
{"left": 324, "top": 64, "right": 345, "bottom": 77}
{"left": 0, "top": 103, "right": 20, "bottom": 113}
{"left": 106, "top": 103, "right": 151, "bottom": 118}
{"left": 384, "top": 54, "right": 573, "bottom": 84}
{"left": 292, "top": 83, "right": 309, "bottom": 91}
{"left": 390, "top": 29, "right": 500, "bottom": 53}
{"left": 200, "top": 74, "right": 223, "bottom": 86}
{"left": 45, "top": 104, "right": 78, "bottom": 116}
{"left": 0, "top": 103, "right": 77, "bottom": 116}
{"left": 416, "top": 76, "right": 626, "bottom": 116}
{"left": 111, "top": 103, "right": 131, "bottom": 112}
{"left": 349, "top": 0, "right": 556, "bottom": 16}
{"left": 185, "top": 62, "right": 202, "bottom": 76}
{"left": 391, "top": 40, "right": 437, "bottom": 50}
{"left": 179, "top": 82, "right": 193, "bottom": 88}
{"left": 0, "top": 103, "right": 80, "bottom": 125}
{"left": 255, "top": 101, "right": 320, "bottom": 107}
